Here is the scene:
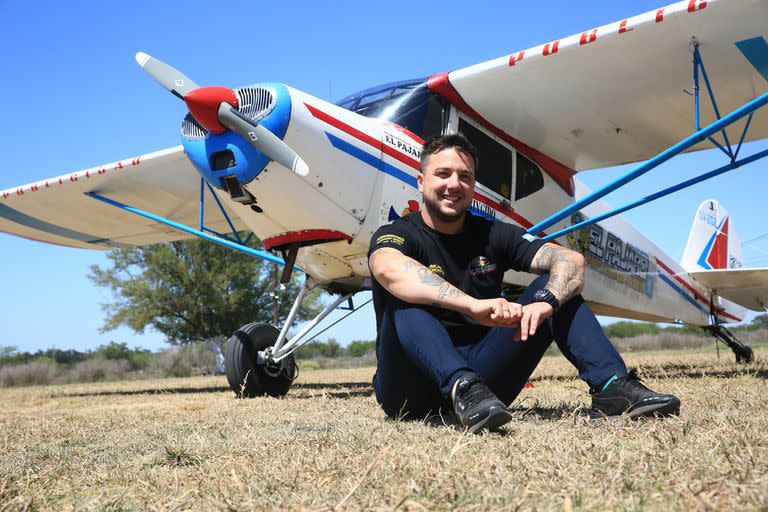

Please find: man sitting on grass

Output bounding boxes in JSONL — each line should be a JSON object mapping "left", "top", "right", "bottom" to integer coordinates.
{"left": 368, "top": 133, "right": 680, "bottom": 433}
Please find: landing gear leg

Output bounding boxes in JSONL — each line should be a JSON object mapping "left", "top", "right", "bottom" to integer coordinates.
{"left": 702, "top": 324, "right": 754, "bottom": 364}
{"left": 224, "top": 277, "right": 356, "bottom": 397}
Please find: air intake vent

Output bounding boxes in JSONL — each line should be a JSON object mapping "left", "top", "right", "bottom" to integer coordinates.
{"left": 180, "top": 113, "right": 210, "bottom": 141}
{"left": 236, "top": 86, "right": 277, "bottom": 123}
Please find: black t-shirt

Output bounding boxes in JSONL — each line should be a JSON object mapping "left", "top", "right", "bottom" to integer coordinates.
{"left": 368, "top": 211, "right": 545, "bottom": 340}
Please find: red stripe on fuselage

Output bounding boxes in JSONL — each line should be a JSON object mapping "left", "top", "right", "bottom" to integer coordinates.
{"left": 654, "top": 257, "right": 741, "bottom": 322}
{"left": 305, "top": 103, "right": 556, "bottom": 241}
{"left": 304, "top": 103, "right": 421, "bottom": 171}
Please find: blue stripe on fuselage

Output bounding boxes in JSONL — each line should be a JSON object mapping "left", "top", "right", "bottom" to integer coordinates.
{"left": 325, "top": 132, "right": 418, "bottom": 188}
{"left": 0, "top": 203, "right": 124, "bottom": 247}
{"left": 656, "top": 272, "right": 709, "bottom": 316}
{"left": 736, "top": 37, "right": 768, "bottom": 82}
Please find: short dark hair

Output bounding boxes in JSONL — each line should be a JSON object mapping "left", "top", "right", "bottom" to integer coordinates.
{"left": 419, "top": 133, "right": 478, "bottom": 172}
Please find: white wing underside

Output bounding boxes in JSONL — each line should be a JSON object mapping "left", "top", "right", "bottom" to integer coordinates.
{"left": 0, "top": 146, "right": 245, "bottom": 250}
{"left": 689, "top": 268, "right": 768, "bottom": 310}
{"left": 448, "top": 0, "right": 768, "bottom": 171}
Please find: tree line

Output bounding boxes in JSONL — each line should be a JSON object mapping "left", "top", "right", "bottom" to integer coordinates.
{"left": 603, "top": 313, "right": 768, "bottom": 338}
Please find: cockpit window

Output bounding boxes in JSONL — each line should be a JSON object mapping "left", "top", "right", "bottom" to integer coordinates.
{"left": 515, "top": 153, "right": 544, "bottom": 200}
{"left": 335, "top": 79, "right": 445, "bottom": 140}
{"left": 458, "top": 118, "right": 512, "bottom": 200}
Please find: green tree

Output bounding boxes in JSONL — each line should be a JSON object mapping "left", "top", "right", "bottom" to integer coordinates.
{"left": 346, "top": 340, "right": 375, "bottom": 357}
{"left": 603, "top": 321, "right": 661, "bottom": 339}
{"left": 88, "top": 239, "right": 323, "bottom": 347}
{"left": 751, "top": 313, "right": 768, "bottom": 328}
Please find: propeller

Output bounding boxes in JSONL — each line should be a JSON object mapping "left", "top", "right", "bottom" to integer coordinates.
{"left": 135, "top": 52, "right": 309, "bottom": 176}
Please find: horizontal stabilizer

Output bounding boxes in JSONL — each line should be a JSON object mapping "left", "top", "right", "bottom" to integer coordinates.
{"left": 689, "top": 268, "right": 768, "bottom": 311}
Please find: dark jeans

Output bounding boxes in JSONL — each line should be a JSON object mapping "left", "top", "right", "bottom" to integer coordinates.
{"left": 373, "top": 275, "right": 627, "bottom": 419}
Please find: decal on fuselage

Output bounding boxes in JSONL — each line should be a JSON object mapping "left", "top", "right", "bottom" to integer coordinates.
{"left": 384, "top": 132, "right": 422, "bottom": 160}
{"left": 567, "top": 213, "right": 656, "bottom": 298}
{"left": 388, "top": 200, "right": 420, "bottom": 221}
{"left": 469, "top": 200, "right": 496, "bottom": 221}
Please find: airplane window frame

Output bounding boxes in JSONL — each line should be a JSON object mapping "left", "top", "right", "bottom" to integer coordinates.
{"left": 515, "top": 152, "right": 544, "bottom": 200}
{"left": 455, "top": 116, "right": 514, "bottom": 202}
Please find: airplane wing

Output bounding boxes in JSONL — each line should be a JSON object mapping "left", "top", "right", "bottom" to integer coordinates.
{"left": 689, "top": 268, "right": 768, "bottom": 310}
{"left": 444, "top": 0, "right": 768, "bottom": 171}
{"left": 0, "top": 146, "right": 246, "bottom": 250}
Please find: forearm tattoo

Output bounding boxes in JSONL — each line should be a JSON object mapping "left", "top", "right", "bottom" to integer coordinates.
{"left": 403, "top": 260, "right": 467, "bottom": 304}
{"left": 438, "top": 282, "right": 466, "bottom": 299}
{"left": 416, "top": 267, "right": 445, "bottom": 286}
{"left": 531, "top": 245, "right": 585, "bottom": 303}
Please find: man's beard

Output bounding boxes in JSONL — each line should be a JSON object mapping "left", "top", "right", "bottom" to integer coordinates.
{"left": 423, "top": 194, "right": 467, "bottom": 223}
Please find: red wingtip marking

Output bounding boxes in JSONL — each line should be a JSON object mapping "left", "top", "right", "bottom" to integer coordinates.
{"left": 688, "top": 0, "right": 707, "bottom": 12}
{"left": 655, "top": 9, "right": 665, "bottom": 22}
{"left": 508, "top": 51, "right": 525, "bottom": 67}
{"left": 580, "top": 29, "right": 598, "bottom": 45}
{"left": 543, "top": 41, "right": 559, "bottom": 56}
{"left": 618, "top": 20, "right": 633, "bottom": 34}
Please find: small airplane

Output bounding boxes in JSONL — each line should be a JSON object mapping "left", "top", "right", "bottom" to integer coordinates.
{"left": 1, "top": 0, "right": 767, "bottom": 397}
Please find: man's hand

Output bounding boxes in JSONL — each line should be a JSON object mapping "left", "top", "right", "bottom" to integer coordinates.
{"left": 515, "top": 302, "right": 554, "bottom": 341}
{"left": 466, "top": 298, "right": 523, "bottom": 327}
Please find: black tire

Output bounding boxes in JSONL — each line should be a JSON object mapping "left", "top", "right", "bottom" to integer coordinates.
{"left": 225, "top": 322, "right": 296, "bottom": 398}
{"left": 734, "top": 345, "right": 755, "bottom": 364}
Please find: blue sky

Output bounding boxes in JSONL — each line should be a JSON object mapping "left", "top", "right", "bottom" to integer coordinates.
{"left": 1, "top": 1, "right": 766, "bottom": 353}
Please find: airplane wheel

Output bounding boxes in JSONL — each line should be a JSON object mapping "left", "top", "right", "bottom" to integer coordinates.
{"left": 734, "top": 345, "right": 754, "bottom": 364}
{"left": 225, "top": 322, "right": 296, "bottom": 398}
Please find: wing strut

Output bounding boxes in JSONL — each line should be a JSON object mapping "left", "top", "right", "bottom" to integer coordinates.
{"left": 527, "top": 45, "right": 768, "bottom": 241}
{"left": 86, "top": 191, "right": 297, "bottom": 269}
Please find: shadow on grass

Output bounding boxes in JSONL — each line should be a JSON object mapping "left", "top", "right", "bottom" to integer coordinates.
{"left": 51, "top": 385, "right": 232, "bottom": 398}
{"left": 292, "top": 381, "right": 374, "bottom": 399}
{"left": 53, "top": 381, "right": 375, "bottom": 400}
{"left": 47, "top": 362, "right": 766, "bottom": 400}
{"left": 534, "top": 365, "right": 768, "bottom": 383}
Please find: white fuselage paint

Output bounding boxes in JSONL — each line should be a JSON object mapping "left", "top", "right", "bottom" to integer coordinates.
{"left": 212, "top": 86, "right": 745, "bottom": 326}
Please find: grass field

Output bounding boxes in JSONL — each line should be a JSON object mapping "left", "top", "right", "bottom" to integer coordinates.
{"left": 1, "top": 345, "right": 766, "bottom": 511}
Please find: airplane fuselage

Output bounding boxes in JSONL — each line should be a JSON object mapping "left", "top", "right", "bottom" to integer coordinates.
{"left": 186, "top": 81, "right": 745, "bottom": 327}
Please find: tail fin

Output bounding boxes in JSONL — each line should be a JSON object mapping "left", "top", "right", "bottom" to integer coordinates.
{"left": 681, "top": 200, "right": 744, "bottom": 272}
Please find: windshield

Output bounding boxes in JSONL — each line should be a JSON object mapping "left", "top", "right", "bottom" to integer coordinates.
{"left": 335, "top": 79, "right": 446, "bottom": 139}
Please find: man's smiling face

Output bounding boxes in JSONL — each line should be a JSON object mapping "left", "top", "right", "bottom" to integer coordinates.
{"left": 418, "top": 147, "right": 476, "bottom": 227}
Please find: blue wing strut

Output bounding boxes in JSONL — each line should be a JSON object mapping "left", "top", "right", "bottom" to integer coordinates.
{"left": 528, "top": 42, "right": 768, "bottom": 241}
{"left": 87, "top": 189, "right": 294, "bottom": 268}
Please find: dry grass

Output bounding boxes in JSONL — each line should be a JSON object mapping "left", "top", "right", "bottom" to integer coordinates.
{"left": 0, "top": 345, "right": 766, "bottom": 511}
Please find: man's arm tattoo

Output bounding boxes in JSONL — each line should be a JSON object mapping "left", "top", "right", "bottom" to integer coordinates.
{"left": 402, "top": 259, "right": 467, "bottom": 304}
{"left": 416, "top": 267, "right": 446, "bottom": 286}
{"left": 437, "top": 282, "right": 467, "bottom": 300}
{"left": 544, "top": 259, "right": 584, "bottom": 303}
{"left": 530, "top": 245, "right": 557, "bottom": 273}
{"left": 531, "top": 244, "right": 585, "bottom": 303}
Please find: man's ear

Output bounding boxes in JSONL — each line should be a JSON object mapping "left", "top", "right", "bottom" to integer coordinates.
{"left": 417, "top": 172, "right": 423, "bottom": 193}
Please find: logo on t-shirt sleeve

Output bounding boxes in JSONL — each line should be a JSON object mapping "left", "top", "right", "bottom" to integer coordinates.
{"left": 375, "top": 234, "right": 406, "bottom": 247}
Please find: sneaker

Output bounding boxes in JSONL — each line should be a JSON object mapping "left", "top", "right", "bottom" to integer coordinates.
{"left": 452, "top": 371, "right": 512, "bottom": 433}
{"left": 590, "top": 369, "right": 681, "bottom": 420}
